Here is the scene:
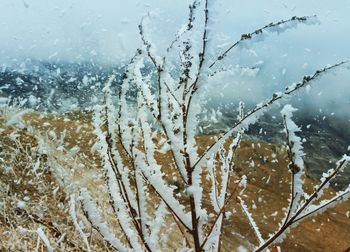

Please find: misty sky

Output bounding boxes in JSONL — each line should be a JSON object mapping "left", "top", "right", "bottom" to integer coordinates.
{"left": 1, "top": 0, "right": 349, "bottom": 63}
{"left": 1, "top": 0, "right": 349, "bottom": 116}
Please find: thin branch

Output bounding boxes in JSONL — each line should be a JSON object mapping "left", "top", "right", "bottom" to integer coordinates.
{"left": 139, "top": 14, "right": 161, "bottom": 68}
{"left": 139, "top": 116, "right": 193, "bottom": 231}
{"left": 163, "top": 81, "right": 182, "bottom": 107}
{"left": 200, "top": 175, "right": 243, "bottom": 250}
{"left": 106, "top": 123, "right": 152, "bottom": 252}
{"left": 293, "top": 189, "right": 350, "bottom": 223}
{"left": 80, "top": 189, "right": 129, "bottom": 252}
{"left": 280, "top": 106, "right": 305, "bottom": 227}
{"left": 216, "top": 130, "right": 244, "bottom": 247}
{"left": 96, "top": 87, "right": 151, "bottom": 251}
{"left": 255, "top": 157, "right": 349, "bottom": 252}
{"left": 239, "top": 197, "right": 265, "bottom": 246}
{"left": 171, "top": 211, "right": 192, "bottom": 248}
{"left": 186, "top": 0, "right": 210, "bottom": 102}
{"left": 180, "top": 6, "right": 211, "bottom": 249}
{"left": 166, "top": 0, "right": 199, "bottom": 53}
{"left": 69, "top": 195, "right": 91, "bottom": 252}
{"left": 209, "top": 15, "right": 318, "bottom": 68}
{"left": 138, "top": 15, "right": 189, "bottom": 184}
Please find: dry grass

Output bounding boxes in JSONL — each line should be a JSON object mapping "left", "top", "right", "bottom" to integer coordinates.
{"left": 1, "top": 110, "right": 350, "bottom": 251}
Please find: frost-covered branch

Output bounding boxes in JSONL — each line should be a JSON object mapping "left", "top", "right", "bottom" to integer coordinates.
{"left": 79, "top": 188, "right": 129, "bottom": 252}
{"left": 294, "top": 186, "right": 350, "bottom": 223}
{"left": 139, "top": 14, "right": 163, "bottom": 68}
{"left": 200, "top": 173, "right": 244, "bottom": 251}
{"left": 209, "top": 15, "right": 319, "bottom": 68}
{"left": 238, "top": 197, "right": 265, "bottom": 247}
{"left": 186, "top": 0, "right": 210, "bottom": 95}
{"left": 280, "top": 105, "right": 305, "bottom": 225}
{"left": 94, "top": 103, "right": 152, "bottom": 251}
{"left": 36, "top": 228, "right": 54, "bottom": 252}
{"left": 253, "top": 108, "right": 349, "bottom": 251}
{"left": 138, "top": 110, "right": 192, "bottom": 231}
{"left": 166, "top": 0, "right": 199, "bottom": 53}
{"left": 69, "top": 195, "right": 91, "bottom": 252}
{"left": 255, "top": 156, "right": 350, "bottom": 252}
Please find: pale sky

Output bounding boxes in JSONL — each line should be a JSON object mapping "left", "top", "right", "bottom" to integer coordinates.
{"left": 0, "top": 0, "right": 349, "bottom": 64}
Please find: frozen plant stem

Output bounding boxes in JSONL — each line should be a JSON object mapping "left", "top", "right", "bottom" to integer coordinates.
{"left": 256, "top": 158, "right": 349, "bottom": 252}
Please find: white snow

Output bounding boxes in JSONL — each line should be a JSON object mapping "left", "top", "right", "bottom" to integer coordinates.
{"left": 17, "top": 200, "right": 26, "bottom": 209}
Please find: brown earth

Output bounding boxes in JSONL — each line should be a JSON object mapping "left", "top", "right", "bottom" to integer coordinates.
{"left": 0, "top": 111, "right": 349, "bottom": 252}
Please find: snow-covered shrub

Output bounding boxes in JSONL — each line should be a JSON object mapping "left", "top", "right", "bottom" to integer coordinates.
{"left": 76, "top": 1, "right": 349, "bottom": 251}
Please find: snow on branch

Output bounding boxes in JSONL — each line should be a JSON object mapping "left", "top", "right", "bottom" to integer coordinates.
{"left": 255, "top": 156, "right": 350, "bottom": 252}
{"left": 103, "top": 74, "right": 140, "bottom": 217}
{"left": 93, "top": 104, "right": 148, "bottom": 251}
{"left": 117, "top": 50, "right": 142, "bottom": 156}
{"left": 280, "top": 104, "right": 305, "bottom": 223}
{"left": 281, "top": 104, "right": 304, "bottom": 173}
{"left": 166, "top": 0, "right": 200, "bottom": 53}
{"left": 294, "top": 185, "right": 350, "bottom": 223}
{"left": 69, "top": 195, "right": 91, "bottom": 252}
{"left": 134, "top": 57, "right": 159, "bottom": 118}
{"left": 209, "top": 15, "right": 319, "bottom": 68}
{"left": 79, "top": 188, "right": 129, "bottom": 252}
{"left": 201, "top": 173, "right": 245, "bottom": 251}
{"left": 137, "top": 111, "right": 193, "bottom": 230}
{"left": 238, "top": 197, "right": 265, "bottom": 247}
{"left": 187, "top": 0, "right": 209, "bottom": 94}
{"left": 36, "top": 228, "right": 54, "bottom": 252}
{"left": 148, "top": 202, "right": 168, "bottom": 249}
{"left": 139, "top": 13, "right": 163, "bottom": 68}
{"left": 301, "top": 156, "right": 350, "bottom": 211}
